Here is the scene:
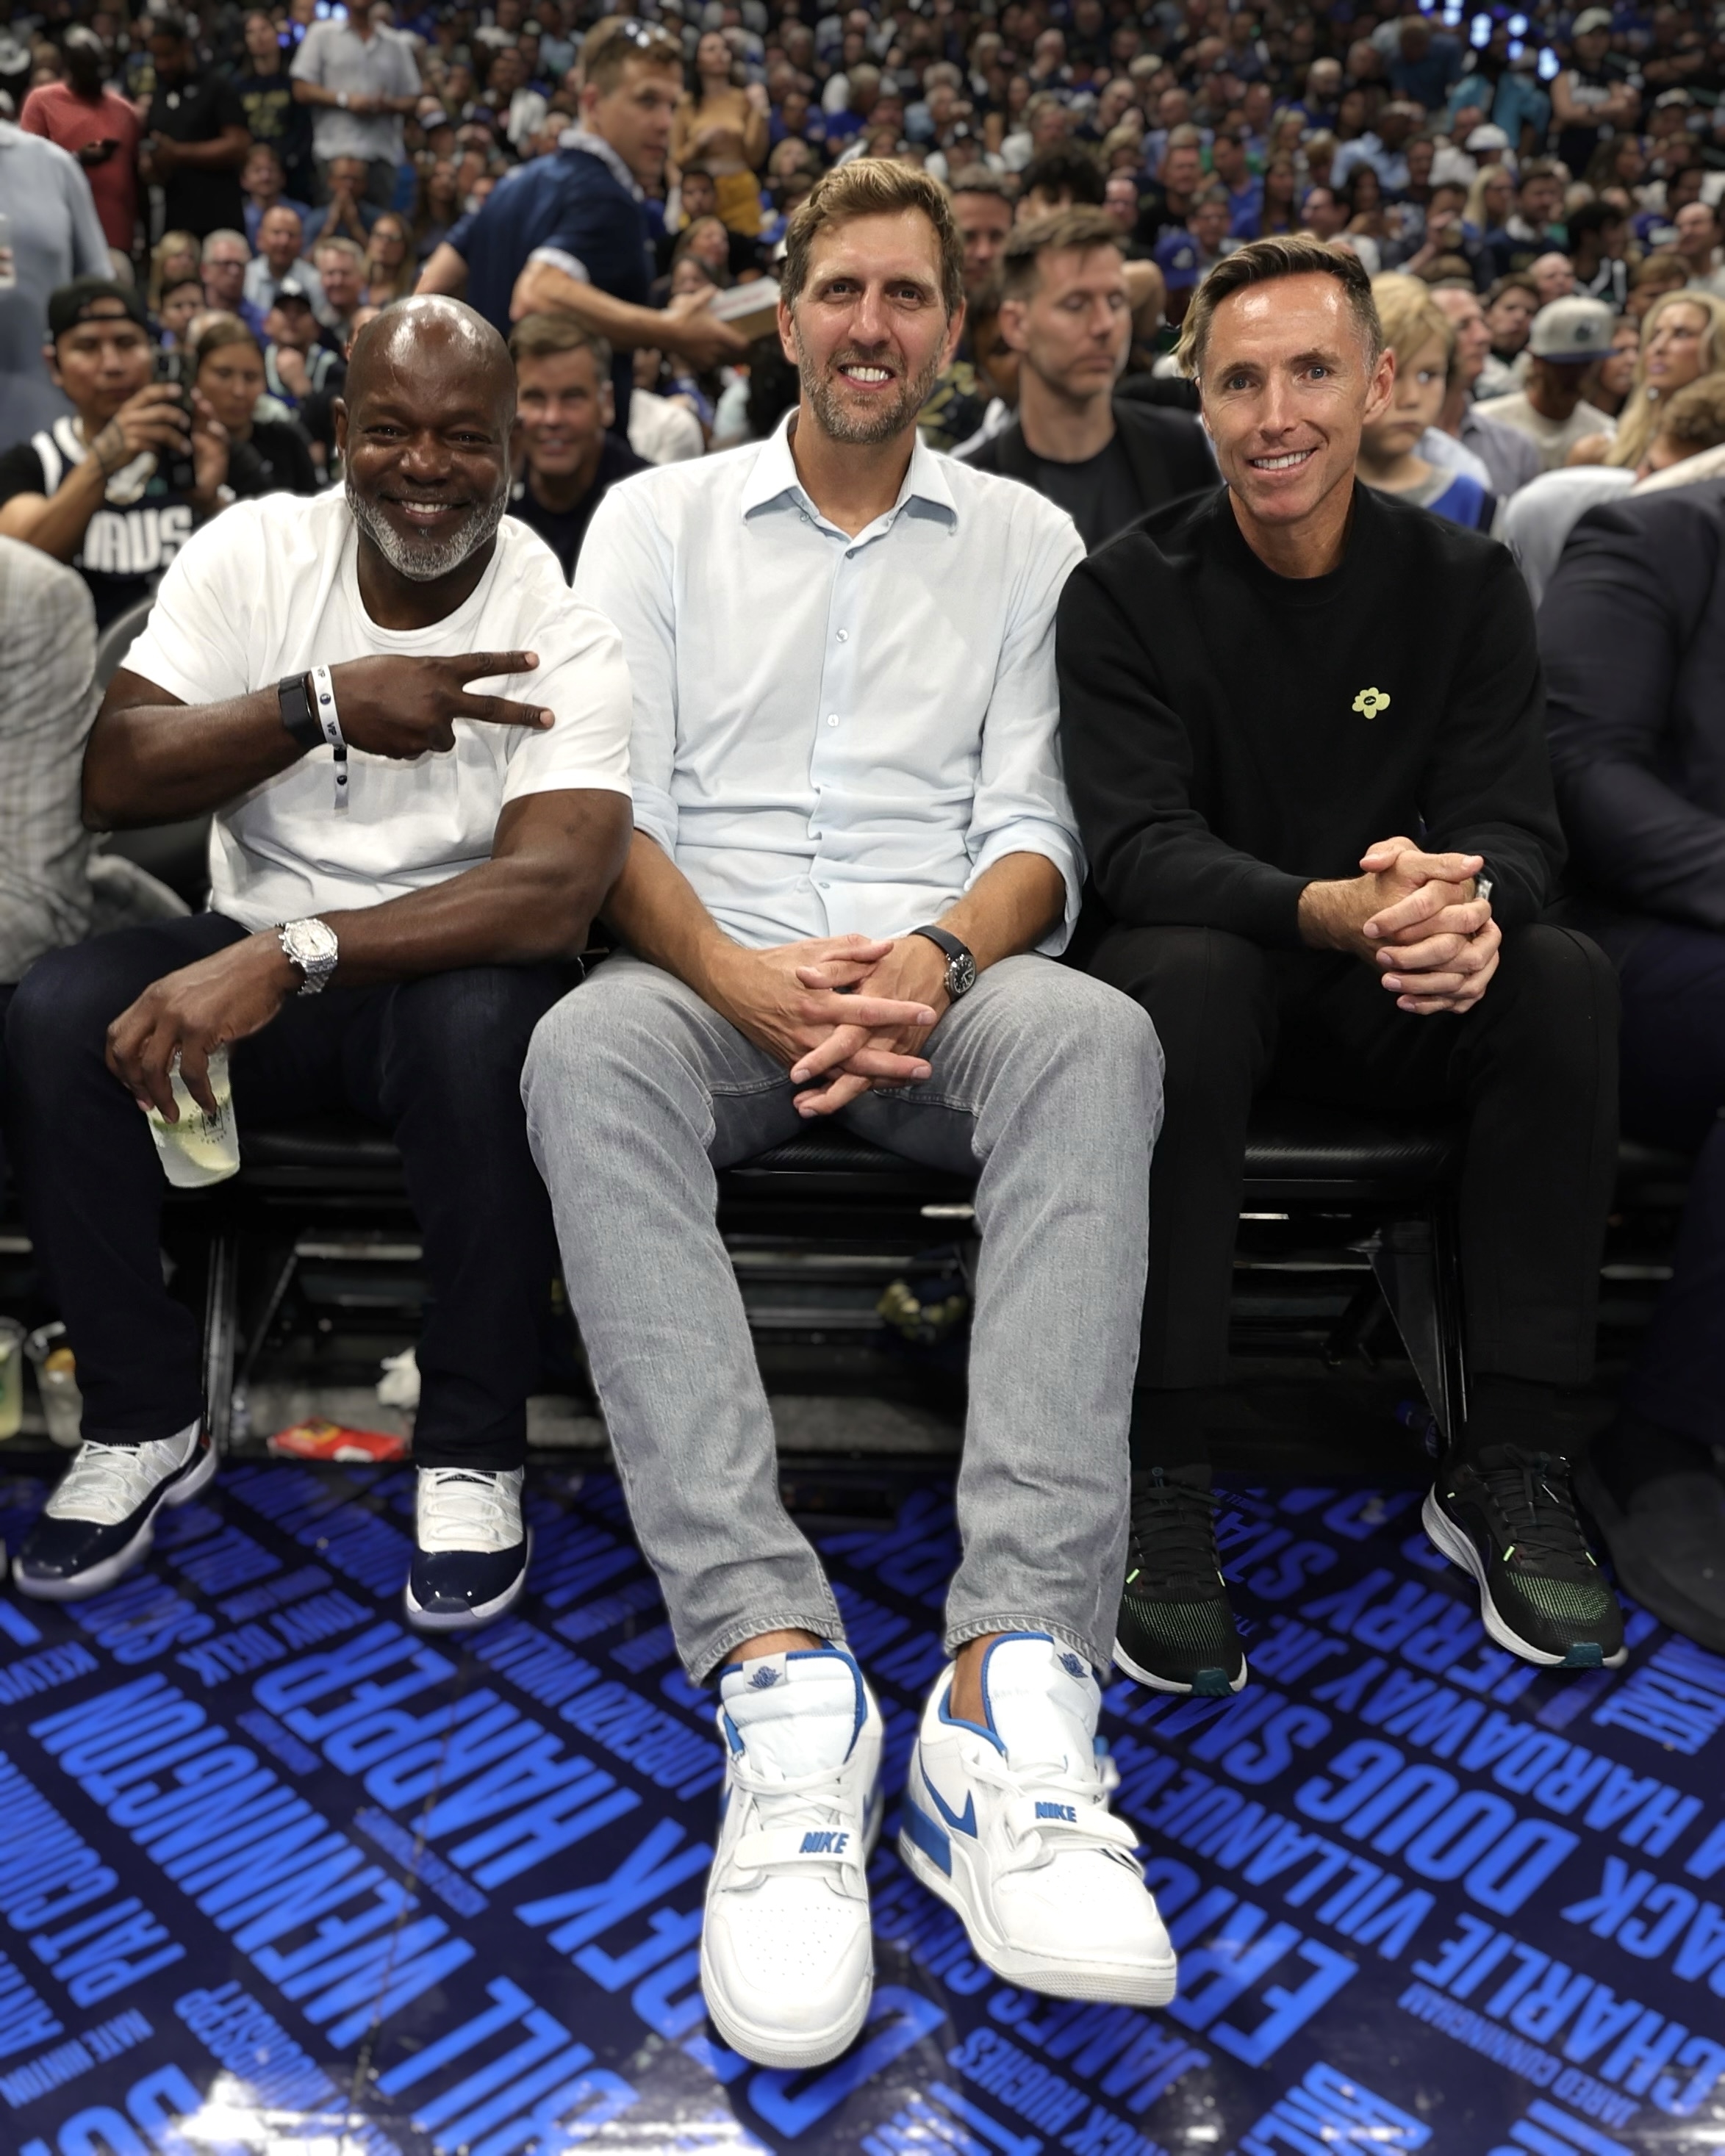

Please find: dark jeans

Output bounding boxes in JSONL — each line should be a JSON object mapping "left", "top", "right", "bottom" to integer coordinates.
{"left": 1609, "top": 921, "right": 1725, "bottom": 1446}
{"left": 1092, "top": 923, "right": 1621, "bottom": 1409}
{"left": 4, "top": 914, "right": 570, "bottom": 1467}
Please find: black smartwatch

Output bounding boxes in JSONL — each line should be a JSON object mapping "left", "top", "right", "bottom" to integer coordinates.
{"left": 910, "top": 924, "right": 978, "bottom": 999}
{"left": 278, "top": 672, "right": 320, "bottom": 752}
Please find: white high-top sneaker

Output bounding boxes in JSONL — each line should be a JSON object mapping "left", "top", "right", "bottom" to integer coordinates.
{"left": 702, "top": 1645, "right": 883, "bottom": 2069}
{"left": 899, "top": 1631, "right": 1177, "bottom": 2005}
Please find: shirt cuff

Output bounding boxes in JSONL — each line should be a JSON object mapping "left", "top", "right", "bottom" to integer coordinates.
{"left": 631, "top": 784, "right": 678, "bottom": 859}
{"left": 527, "top": 245, "right": 591, "bottom": 283}
{"left": 969, "top": 821, "right": 1086, "bottom": 956}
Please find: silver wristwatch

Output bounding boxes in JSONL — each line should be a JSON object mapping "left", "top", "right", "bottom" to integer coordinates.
{"left": 278, "top": 916, "right": 340, "bottom": 995}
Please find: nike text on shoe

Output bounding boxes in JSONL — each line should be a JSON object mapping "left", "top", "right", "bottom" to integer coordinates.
{"left": 702, "top": 1645, "right": 883, "bottom": 2070}
{"left": 1113, "top": 1466, "right": 1247, "bottom": 1696}
{"left": 899, "top": 1633, "right": 1177, "bottom": 2006}
{"left": 404, "top": 1467, "right": 531, "bottom": 1633}
{"left": 12, "top": 1420, "right": 215, "bottom": 1600}
{"left": 1424, "top": 1446, "right": 1627, "bottom": 1670}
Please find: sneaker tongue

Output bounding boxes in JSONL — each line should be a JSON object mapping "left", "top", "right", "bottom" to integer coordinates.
{"left": 980, "top": 1634, "right": 1100, "bottom": 1765}
{"left": 720, "top": 1648, "right": 861, "bottom": 1777}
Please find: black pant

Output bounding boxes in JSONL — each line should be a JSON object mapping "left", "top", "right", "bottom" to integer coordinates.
{"left": 4, "top": 915, "right": 571, "bottom": 1468}
{"left": 1607, "top": 921, "right": 1725, "bottom": 1447}
{"left": 1091, "top": 923, "right": 1621, "bottom": 1405}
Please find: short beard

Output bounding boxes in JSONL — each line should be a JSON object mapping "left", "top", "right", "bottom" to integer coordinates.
{"left": 792, "top": 325, "right": 947, "bottom": 447}
{"left": 346, "top": 475, "right": 507, "bottom": 583}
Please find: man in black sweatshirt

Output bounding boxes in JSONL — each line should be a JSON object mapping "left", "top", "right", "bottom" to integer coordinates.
{"left": 1057, "top": 236, "right": 1622, "bottom": 1699}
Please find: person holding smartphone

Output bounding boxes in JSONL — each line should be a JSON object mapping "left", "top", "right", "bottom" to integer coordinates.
{"left": 20, "top": 29, "right": 141, "bottom": 259}
{"left": 0, "top": 279, "right": 231, "bottom": 624}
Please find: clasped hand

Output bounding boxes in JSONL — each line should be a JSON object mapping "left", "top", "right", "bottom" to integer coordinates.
{"left": 1304, "top": 833, "right": 1500, "bottom": 1016}
{"left": 708, "top": 933, "right": 951, "bottom": 1118}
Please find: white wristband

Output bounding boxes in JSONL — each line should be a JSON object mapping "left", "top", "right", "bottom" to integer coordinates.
{"left": 309, "top": 664, "right": 351, "bottom": 813}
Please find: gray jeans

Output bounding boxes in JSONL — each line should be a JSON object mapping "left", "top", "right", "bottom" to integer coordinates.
{"left": 522, "top": 952, "right": 1163, "bottom": 1681}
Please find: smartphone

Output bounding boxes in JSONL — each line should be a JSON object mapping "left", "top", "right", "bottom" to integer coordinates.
{"left": 152, "top": 348, "right": 198, "bottom": 494}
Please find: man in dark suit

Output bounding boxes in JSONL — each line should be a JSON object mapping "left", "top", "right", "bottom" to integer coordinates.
{"left": 958, "top": 209, "right": 1213, "bottom": 550}
{"left": 1543, "top": 480, "right": 1725, "bottom": 1653}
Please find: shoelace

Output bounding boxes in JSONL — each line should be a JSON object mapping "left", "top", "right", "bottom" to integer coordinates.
{"left": 1127, "top": 1470, "right": 1222, "bottom": 1580}
{"left": 46, "top": 1439, "right": 174, "bottom": 1523}
{"left": 722, "top": 1736, "right": 862, "bottom": 1882}
{"left": 417, "top": 1469, "right": 520, "bottom": 1553}
{"left": 1475, "top": 1448, "right": 1592, "bottom": 1567}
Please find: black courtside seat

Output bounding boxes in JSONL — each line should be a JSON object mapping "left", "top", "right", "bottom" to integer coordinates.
{"left": 152, "top": 1105, "right": 1684, "bottom": 1458}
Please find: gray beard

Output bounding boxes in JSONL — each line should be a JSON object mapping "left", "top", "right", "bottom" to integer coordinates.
{"left": 346, "top": 476, "right": 507, "bottom": 583}
{"left": 793, "top": 327, "right": 945, "bottom": 447}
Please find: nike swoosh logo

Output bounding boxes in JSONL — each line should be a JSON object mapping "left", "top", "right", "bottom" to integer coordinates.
{"left": 922, "top": 1772, "right": 976, "bottom": 1839}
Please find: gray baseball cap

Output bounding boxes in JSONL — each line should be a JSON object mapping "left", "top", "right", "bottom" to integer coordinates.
{"left": 1527, "top": 295, "right": 1614, "bottom": 362}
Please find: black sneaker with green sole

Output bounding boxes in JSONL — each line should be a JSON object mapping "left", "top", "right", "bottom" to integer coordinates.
{"left": 1423, "top": 1445, "right": 1627, "bottom": 1670}
{"left": 1113, "top": 1466, "right": 1247, "bottom": 1697}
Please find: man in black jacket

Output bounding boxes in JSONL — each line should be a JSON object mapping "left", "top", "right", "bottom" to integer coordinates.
{"left": 960, "top": 209, "right": 1213, "bottom": 550}
{"left": 1543, "top": 481, "right": 1725, "bottom": 1653}
{"left": 1058, "top": 236, "right": 1622, "bottom": 1697}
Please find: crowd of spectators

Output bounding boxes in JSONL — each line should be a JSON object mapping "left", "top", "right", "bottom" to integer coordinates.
{"left": 4, "top": 0, "right": 1725, "bottom": 581}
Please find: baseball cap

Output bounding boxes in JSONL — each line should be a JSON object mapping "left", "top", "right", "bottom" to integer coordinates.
{"left": 1572, "top": 7, "right": 1613, "bottom": 32}
{"left": 46, "top": 278, "right": 150, "bottom": 340}
{"left": 274, "top": 277, "right": 315, "bottom": 308}
{"left": 1527, "top": 295, "right": 1613, "bottom": 362}
{"left": 1466, "top": 123, "right": 1511, "bottom": 154}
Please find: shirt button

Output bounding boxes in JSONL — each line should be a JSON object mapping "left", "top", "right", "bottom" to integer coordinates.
{"left": 827, "top": 714, "right": 839, "bottom": 726}
{"left": 836, "top": 629, "right": 849, "bottom": 642}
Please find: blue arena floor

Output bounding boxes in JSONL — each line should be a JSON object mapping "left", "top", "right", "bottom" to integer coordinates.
{"left": 1, "top": 1460, "right": 1723, "bottom": 2156}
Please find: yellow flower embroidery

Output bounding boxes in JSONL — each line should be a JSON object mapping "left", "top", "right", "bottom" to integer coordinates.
{"left": 1352, "top": 687, "right": 1391, "bottom": 719}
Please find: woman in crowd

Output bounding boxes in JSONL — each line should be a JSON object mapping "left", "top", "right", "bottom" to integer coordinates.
{"left": 413, "top": 159, "right": 464, "bottom": 260}
{"left": 364, "top": 212, "right": 418, "bottom": 306}
{"left": 1593, "top": 316, "right": 1642, "bottom": 419}
{"left": 672, "top": 29, "right": 769, "bottom": 234}
{"left": 1465, "top": 165, "right": 1515, "bottom": 247}
{"left": 190, "top": 316, "right": 318, "bottom": 499}
{"left": 1576, "top": 289, "right": 1725, "bottom": 467}
{"left": 147, "top": 231, "right": 201, "bottom": 315}
{"left": 1356, "top": 273, "right": 1496, "bottom": 531}
{"left": 1260, "top": 154, "right": 1301, "bottom": 236}
{"left": 157, "top": 276, "right": 206, "bottom": 350}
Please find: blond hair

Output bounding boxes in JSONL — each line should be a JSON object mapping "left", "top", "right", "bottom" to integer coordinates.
{"left": 1371, "top": 271, "right": 1457, "bottom": 381}
{"left": 781, "top": 159, "right": 964, "bottom": 320}
{"left": 1607, "top": 288, "right": 1725, "bottom": 467}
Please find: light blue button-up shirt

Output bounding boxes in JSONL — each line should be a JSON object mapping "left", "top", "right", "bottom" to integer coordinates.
{"left": 574, "top": 415, "right": 1089, "bottom": 952}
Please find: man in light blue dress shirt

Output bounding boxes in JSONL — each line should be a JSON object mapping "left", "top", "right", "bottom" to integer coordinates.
{"left": 524, "top": 161, "right": 1173, "bottom": 2070}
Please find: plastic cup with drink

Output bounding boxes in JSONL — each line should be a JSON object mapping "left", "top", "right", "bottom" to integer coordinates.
{"left": 0, "top": 1318, "right": 24, "bottom": 1440}
{"left": 143, "top": 1047, "right": 240, "bottom": 1187}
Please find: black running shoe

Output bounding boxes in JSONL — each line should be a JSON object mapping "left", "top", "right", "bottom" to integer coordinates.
{"left": 1113, "top": 1467, "right": 1247, "bottom": 1696}
{"left": 1424, "top": 1446, "right": 1626, "bottom": 1670}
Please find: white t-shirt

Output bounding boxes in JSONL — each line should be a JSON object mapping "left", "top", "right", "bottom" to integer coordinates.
{"left": 125, "top": 489, "right": 633, "bottom": 931}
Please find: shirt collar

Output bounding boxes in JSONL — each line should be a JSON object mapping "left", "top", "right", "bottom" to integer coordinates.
{"left": 556, "top": 125, "right": 642, "bottom": 201}
{"left": 739, "top": 410, "right": 959, "bottom": 530}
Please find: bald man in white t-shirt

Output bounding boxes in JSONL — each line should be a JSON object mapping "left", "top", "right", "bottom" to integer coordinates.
{"left": 6, "top": 299, "right": 634, "bottom": 1631}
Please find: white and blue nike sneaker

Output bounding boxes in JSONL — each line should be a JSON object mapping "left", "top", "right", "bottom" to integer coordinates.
{"left": 702, "top": 1645, "right": 883, "bottom": 2069}
{"left": 899, "top": 1632, "right": 1177, "bottom": 2005}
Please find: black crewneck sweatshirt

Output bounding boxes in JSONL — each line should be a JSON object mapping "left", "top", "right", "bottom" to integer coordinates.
{"left": 1055, "top": 482, "right": 1564, "bottom": 947}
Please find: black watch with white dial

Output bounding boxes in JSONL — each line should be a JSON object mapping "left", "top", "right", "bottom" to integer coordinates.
{"left": 277, "top": 916, "right": 340, "bottom": 995}
{"left": 909, "top": 924, "right": 978, "bottom": 999}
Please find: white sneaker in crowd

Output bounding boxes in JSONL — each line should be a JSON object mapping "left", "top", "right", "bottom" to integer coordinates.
{"left": 702, "top": 1645, "right": 883, "bottom": 2069}
{"left": 900, "top": 1631, "right": 1177, "bottom": 2005}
